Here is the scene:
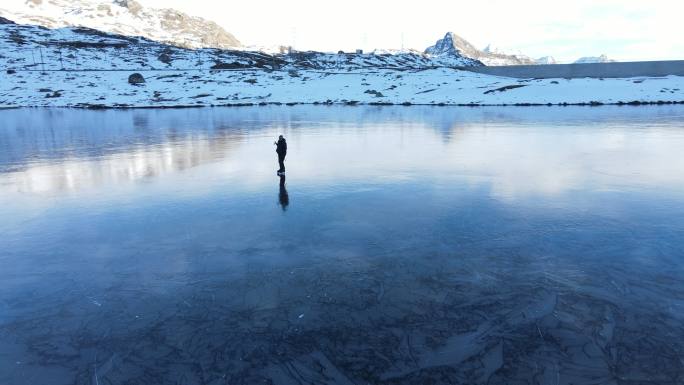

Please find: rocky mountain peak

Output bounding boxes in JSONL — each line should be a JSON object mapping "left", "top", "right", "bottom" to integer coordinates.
{"left": 425, "top": 32, "right": 536, "bottom": 66}
{"left": 421, "top": 32, "right": 482, "bottom": 66}
{"left": 112, "top": 0, "right": 142, "bottom": 16}
{"left": 425, "top": 32, "right": 481, "bottom": 59}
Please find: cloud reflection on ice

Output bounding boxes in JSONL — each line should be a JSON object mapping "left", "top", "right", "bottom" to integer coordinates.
{"left": 1, "top": 106, "right": 683, "bottom": 203}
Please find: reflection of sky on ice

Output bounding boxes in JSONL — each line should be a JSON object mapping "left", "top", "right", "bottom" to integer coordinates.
{"left": 1, "top": 106, "right": 684, "bottom": 384}
{"left": 2, "top": 106, "right": 683, "bottom": 201}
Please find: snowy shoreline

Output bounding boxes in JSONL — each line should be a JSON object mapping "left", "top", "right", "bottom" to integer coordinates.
{"left": 3, "top": 101, "right": 684, "bottom": 110}
{"left": 4, "top": 68, "right": 684, "bottom": 109}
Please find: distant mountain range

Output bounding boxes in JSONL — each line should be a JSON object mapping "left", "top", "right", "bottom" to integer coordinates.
{"left": 424, "top": 32, "right": 614, "bottom": 66}
{"left": 1, "top": 1, "right": 616, "bottom": 66}
{"left": 425, "top": 33, "right": 538, "bottom": 66}
{"left": 0, "top": 0, "right": 241, "bottom": 49}
{"left": 574, "top": 54, "right": 616, "bottom": 64}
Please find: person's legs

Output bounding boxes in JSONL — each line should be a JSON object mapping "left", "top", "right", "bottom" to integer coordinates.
{"left": 278, "top": 155, "right": 285, "bottom": 172}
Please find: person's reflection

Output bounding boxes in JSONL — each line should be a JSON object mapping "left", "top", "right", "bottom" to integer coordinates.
{"left": 279, "top": 174, "right": 289, "bottom": 211}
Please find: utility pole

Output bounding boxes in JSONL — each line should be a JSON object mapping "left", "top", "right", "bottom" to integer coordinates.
{"left": 196, "top": 49, "right": 202, "bottom": 71}
{"left": 56, "top": 30, "right": 64, "bottom": 70}
{"left": 39, "top": 45, "right": 45, "bottom": 72}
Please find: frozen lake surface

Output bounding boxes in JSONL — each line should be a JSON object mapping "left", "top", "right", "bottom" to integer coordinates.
{"left": 1, "top": 106, "right": 684, "bottom": 384}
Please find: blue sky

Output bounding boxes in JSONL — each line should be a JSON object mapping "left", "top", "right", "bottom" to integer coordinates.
{"left": 139, "top": 0, "right": 683, "bottom": 62}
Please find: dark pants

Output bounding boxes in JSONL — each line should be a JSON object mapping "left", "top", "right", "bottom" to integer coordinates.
{"left": 278, "top": 154, "right": 286, "bottom": 172}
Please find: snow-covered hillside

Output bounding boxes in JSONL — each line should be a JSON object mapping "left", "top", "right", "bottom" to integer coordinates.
{"left": 0, "top": 0, "right": 241, "bottom": 49}
{"left": 0, "top": 20, "right": 480, "bottom": 72}
{"left": 1, "top": 20, "right": 683, "bottom": 108}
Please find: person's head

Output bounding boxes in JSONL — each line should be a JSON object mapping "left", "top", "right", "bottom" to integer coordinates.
{"left": 279, "top": 135, "right": 284, "bottom": 140}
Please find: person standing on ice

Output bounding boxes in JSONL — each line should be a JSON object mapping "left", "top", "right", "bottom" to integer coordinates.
{"left": 274, "top": 135, "right": 287, "bottom": 174}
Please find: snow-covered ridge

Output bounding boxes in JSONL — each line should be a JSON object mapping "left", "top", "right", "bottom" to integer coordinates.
{"left": 574, "top": 54, "right": 615, "bottom": 64}
{"left": 425, "top": 32, "right": 537, "bottom": 66}
{"left": 0, "top": 20, "right": 481, "bottom": 72}
{"left": 535, "top": 56, "right": 557, "bottom": 65}
{"left": 425, "top": 32, "right": 617, "bottom": 66}
{"left": 0, "top": 0, "right": 241, "bottom": 49}
{"left": 1, "top": 20, "right": 683, "bottom": 108}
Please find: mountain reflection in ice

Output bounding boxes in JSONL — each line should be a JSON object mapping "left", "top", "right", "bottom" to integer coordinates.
{"left": 1, "top": 106, "right": 684, "bottom": 385}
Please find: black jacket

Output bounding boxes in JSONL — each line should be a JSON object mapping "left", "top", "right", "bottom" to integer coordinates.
{"left": 276, "top": 138, "right": 287, "bottom": 156}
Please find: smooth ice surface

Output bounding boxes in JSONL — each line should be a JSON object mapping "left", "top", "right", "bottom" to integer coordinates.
{"left": 1, "top": 106, "right": 684, "bottom": 384}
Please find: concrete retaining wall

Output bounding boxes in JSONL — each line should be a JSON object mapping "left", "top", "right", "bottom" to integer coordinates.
{"left": 462, "top": 60, "right": 684, "bottom": 79}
